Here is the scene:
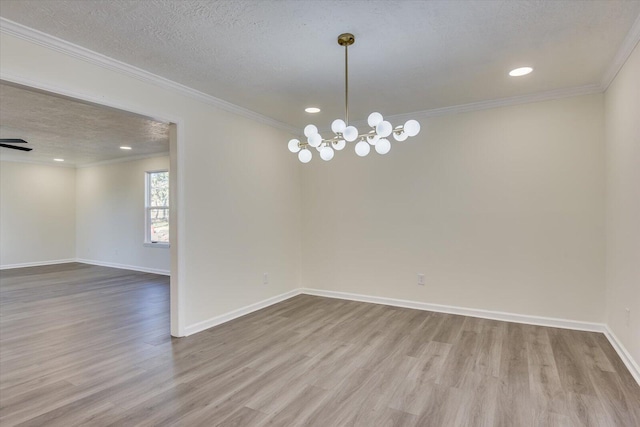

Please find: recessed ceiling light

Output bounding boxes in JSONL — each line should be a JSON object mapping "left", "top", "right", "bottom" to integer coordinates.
{"left": 305, "top": 107, "right": 321, "bottom": 113}
{"left": 53, "top": 158, "right": 64, "bottom": 162}
{"left": 509, "top": 67, "right": 533, "bottom": 77}
{"left": 120, "top": 146, "right": 132, "bottom": 150}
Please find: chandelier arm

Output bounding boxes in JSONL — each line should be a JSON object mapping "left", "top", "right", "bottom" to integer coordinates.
{"left": 290, "top": 32, "right": 418, "bottom": 162}
{"left": 311, "top": 126, "right": 406, "bottom": 146}
{"left": 355, "top": 127, "right": 403, "bottom": 139}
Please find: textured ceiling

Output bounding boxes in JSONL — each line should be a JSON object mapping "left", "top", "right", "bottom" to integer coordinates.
{"left": 0, "top": 0, "right": 639, "bottom": 131}
{"left": 0, "top": 83, "right": 169, "bottom": 166}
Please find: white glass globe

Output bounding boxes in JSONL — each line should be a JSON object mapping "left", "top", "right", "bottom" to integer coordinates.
{"left": 404, "top": 120, "right": 420, "bottom": 137}
{"left": 393, "top": 128, "right": 408, "bottom": 142}
{"left": 333, "top": 139, "right": 346, "bottom": 150}
{"left": 367, "top": 134, "right": 380, "bottom": 146}
{"left": 298, "top": 149, "right": 312, "bottom": 163}
{"left": 375, "top": 138, "right": 391, "bottom": 154}
{"left": 315, "top": 144, "right": 323, "bottom": 151}
{"left": 304, "top": 124, "right": 318, "bottom": 137}
{"left": 355, "top": 140, "right": 371, "bottom": 157}
{"left": 331, "top": 119, "right": 346, "bottom": 134}
{"left": 368, "top": 112, "right": 383, "bottom": 128}
{"left": 288, "top": 138, "right": 301, "bottom": 153}
{"left": 376, "top": 121, "right": 392, "bottom": 137}
{"left": 509, "top": 67, "right": 533, "bottom": 77}
{"left": 308, "top": 133, "right": 322, "bottom": 147}
{"left": 320, "top": 146, "right": 334, "bottom": 161}
{"left": 343, "top": 126, "right": 359, "bottom": 142}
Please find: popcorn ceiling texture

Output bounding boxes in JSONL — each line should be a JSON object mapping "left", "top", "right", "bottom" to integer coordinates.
{"left": 0, "top": 84, "right": 169, "bottom": 166}
{"left": 0, "top": 0, "right": 638, "bottom": 129}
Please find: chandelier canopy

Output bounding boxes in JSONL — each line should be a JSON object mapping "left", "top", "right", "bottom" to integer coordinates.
{"left": 288, "top": 33, "right": 420, "bottom": 163}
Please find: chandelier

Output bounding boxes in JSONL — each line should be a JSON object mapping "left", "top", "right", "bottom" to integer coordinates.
{"left": 288, "top": 33, "right": 421, "bottom": 163}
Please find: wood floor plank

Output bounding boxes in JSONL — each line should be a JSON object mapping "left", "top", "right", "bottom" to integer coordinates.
{"left": 549, "top": 327, "right": 597, "bottom": 396}
{"left": 592, "top": 332, "right": 640, "bottom": 409}
{"left": 348, "top": 405, "right": 418, "bottom": 427}
{"left": 13, "top": 392, "right": 116, "bottom": 427}
{"left": 525, "top": 325, "right": 569, "bottom": 423}
{"left": 302, "top": 368, "right": 377, "bottom": 425}
{"left": 414, "top": 384, "right": 464, "bottom": 426}
{"left": 566, "top": 391, "right": 618, "bottom": 426}
{"left": 431, "top": 313, "right": 465, "bottom": 344}
{"left": 215, "top": 406, "right": 267, "bottom": 427}
{"left": 2, "top": 263, "right": 639, "bottom": 426}
{"left": 387, "top": 340, "right": 451, "bottom": 415}
{"left": 588, "top": 367, "right": 640, "bottom": 426}
{"left": 494, "top": 322, "right": 533, "bottom": 427}
{"left": 256, "top": 384, "right": 329, "bottom": 426}
{"left": 438, "top": 329, "right": 480, "bottom": 388}
{"left": 453, "top": 374, "right": 500, "bottom": 427}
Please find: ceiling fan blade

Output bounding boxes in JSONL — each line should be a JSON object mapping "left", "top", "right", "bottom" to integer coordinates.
{"left": 0, "top": 138, "right": 28, "bottom": 144}
{"left": 0, "top": 143, "right": 33, "bottom": 151}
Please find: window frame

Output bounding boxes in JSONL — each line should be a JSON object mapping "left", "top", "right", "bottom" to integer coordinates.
{"left": 145, "top": 169, "right": 170, "bottom": 247}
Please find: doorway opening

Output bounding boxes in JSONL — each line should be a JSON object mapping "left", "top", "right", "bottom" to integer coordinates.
{"left": 0, "top": 79, "right": 184, "bottom": 336}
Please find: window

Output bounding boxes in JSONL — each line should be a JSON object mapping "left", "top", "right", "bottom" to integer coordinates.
{"left": 145, "top": 170, "right": 169, "bottom": 245}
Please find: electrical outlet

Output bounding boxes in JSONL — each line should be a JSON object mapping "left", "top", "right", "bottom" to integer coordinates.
{"left": 625, "top": 308, "right": 631, "bottom": 326}
{"left": 263, "top": 273, "right": 269, "bottom": 285}
{"left": 417, "top": 274, "right": 425, "bottom": 286}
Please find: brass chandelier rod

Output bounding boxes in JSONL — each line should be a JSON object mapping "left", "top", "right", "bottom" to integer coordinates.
{"left": 338, "top": 33, "right": 355, "bottom": 126}
{"left": 345, "top": 38, "right": 349, "bottom": 126}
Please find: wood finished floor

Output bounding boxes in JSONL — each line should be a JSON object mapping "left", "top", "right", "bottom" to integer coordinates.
{"left": 1, "top": 263, "right": 639, "bottom": 426}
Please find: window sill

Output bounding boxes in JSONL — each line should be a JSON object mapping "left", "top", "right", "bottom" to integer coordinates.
{"left": 144, "top": 242, "right": 170, "bottom": 248}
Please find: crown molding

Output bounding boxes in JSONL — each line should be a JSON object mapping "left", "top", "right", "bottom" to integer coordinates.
{"left": 2, "top": 14, "right": 637, "bottom": 137}
{"left": 0, "top": 156, "right": 76, "bottom": 168}
{"left": 0, "top": 18, "right": 298, "bottom": 135}
{"left": 76, "top": 152, "right": 170, "bottom": 169}
{"left": 601, "top": 13, "right": 640, "bottom": 90}
{"left": 0, "top": 151, "right": 168, "bottom": 169}
{"left": 341, "top": 83, "right": 602, "bottom": 131}
{"left": 380, "top": 84, "right": 603, "bottom": 125}
{"left": 318, "top": 83, "right": 602, "bottom": 134}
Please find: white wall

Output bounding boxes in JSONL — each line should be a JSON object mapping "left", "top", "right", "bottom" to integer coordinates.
{"left": 0, "top": 31, "right": 301, "bottom": 334}
{"left": 4, "top": 26, "right": 632, "bottom": 355}
{"left": 302, "top": 94, "right": 606, "bottom": 323}
{"left": 76, "top": 156, "right": 171, "bottom": 274}
{"left": 180, "top": 111, "right": 301, "bottom": 328}
{"left": 605, "top": 42, "right": 640, "bottom": 366}
{"left": 1, "top": 157, "right": 172, "bottom": 273}
{"left": 0, "top": 161, "right": 76, "bottom": 267}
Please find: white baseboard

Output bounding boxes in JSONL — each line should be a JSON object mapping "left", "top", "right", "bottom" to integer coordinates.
{"left": 0, "top": 258, "right": 76, "bottom": 270}
{"left": 184, "top": 289, "right": 302, "bottom": 336}
{"left": 0, "top": 258, "right": 170, "bottom": 276}
{"left": 301, "top": 288, "right": 607, "bottom": 333}
{"left": 75, "top": 258, "right": 170, "bottom": 276}
{"left": 182, "top": 287, "right": 607, "bottom": 337}
{"left": 603, "top": 326, "right": 640, "bottom": 385}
